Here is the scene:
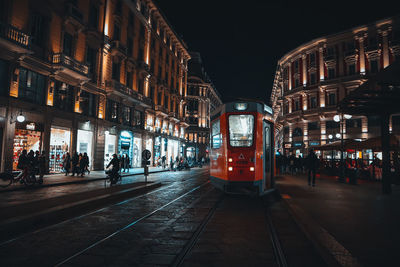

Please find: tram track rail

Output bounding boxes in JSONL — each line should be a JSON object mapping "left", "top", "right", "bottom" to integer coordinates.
{"left": 172, "top": 193, "right": 224, "bottom": 267}
{"left": 54, "top": 180, "right": 211, "bottom": 266}
{"left": 0, "top": 171, "right": 208, "bottom": 247}
{"left": 266, "top": 207, "right": 288, "bottom": 267}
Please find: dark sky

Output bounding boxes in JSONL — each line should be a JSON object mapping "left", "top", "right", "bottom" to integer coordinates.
{"left": 155, "top": 0, "right": 399, "bottom": 104}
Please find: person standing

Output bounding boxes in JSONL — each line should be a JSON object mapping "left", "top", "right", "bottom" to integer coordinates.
{"left": 306, "top": 149, "right": 318, "bottom": 186}
{"left": 71, "top": 152, "right": 79, "bottom": 176}
{"left": 63, "top": 152, "right": 71, "bottom": 176}
{"left": 121, "top": 154, "right": 126, "bottom": 172}
{"left": 124, "top": 154, "right": 130, "bottom": 172}
{"left": 81, "top": 152, "right": 89, "bottom": 176}
{"left": 38, "top": 151, "right": 46, "bottom": 184}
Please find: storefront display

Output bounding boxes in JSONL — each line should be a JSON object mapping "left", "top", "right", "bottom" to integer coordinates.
{"left": 77, "top": 129, "right": 93, "bottom": 168}
{"left": 146, "top": 138, "right": 153, "bottom": 165}
{"left": 186, "top": 146, "right": 195, "bottom": 158}
{"left": 49, "top": 127, "right": 71, "bottom": 173}
{"left": 132, "top": 136, "right": 142, "bottom": 167}
{"left": 119, "top": 131, "right": 134, "bottom": 168}
{"left": 13, "top": 128, "right": 42, "bottom": 170}
{"left": 154, "top": 136, "right": 161, "bottom": 165}
{"left": 104, "top": 132, "right": 117, "bottom": 169}
{"left": 167, "top": 139, "right": 179, "bottom": 162}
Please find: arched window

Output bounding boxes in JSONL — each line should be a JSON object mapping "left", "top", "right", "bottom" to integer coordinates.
{"left": 292, "top": 127, "right": 303, "bottom": 137}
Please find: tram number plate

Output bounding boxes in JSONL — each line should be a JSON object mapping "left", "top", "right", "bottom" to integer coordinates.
{"left": 236, "top": 160, "right": 248, "bottom": 164}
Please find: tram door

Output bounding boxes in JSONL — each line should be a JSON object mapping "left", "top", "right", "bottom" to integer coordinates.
{"left": 263, "top": 120, "right": 273, "bottom": 190}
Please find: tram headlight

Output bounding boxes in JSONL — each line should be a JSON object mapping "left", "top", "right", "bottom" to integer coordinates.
{"left": 228, "top": 166, "right": 233, "bottom": 171}
{"left": 228, "top": 158, "right": 233, "bottom": 162}
{"left": 250, "top": 167, "right": 255, "bottom": 172}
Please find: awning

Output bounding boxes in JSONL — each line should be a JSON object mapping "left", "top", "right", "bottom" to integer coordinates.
{"left": 350, "top": 134, "right": 399, "bottom": 151}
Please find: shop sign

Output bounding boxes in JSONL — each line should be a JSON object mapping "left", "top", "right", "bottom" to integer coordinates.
{"left": 309, "top": 141, "right": 320, "bottom": 146}
{"left": 284, "top": 144, "right": 291, "bottom": 148}
{"left": 26, "top": 123, "right": 36, "bottom": 130}
{"left": 293, "top": 141, "right": 303, "bottom": 148}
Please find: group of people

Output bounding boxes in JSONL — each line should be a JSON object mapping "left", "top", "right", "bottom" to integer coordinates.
{"left": 157, "top": 155, "right": 206, "bottom": 171}
{"left": 62, "top": 152, "right": 90, "bottom": 177}
{"left": 276, "top": 150, "right": 319, "bottom": 186}
{"left": 17, "top": 149, "right": 46, "bottom": 183}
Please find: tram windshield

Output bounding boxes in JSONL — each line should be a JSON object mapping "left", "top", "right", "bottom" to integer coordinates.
{"left": 228, "top": 115, "right": 254, "bottom": 147}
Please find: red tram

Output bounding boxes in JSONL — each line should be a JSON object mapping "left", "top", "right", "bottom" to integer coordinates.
{"left": 210, "top": 101, "right": 275, "bottom": 195}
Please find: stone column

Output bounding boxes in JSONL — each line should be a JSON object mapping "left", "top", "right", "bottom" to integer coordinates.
{"left": 382, "top": 30, "right": 390, "bottom": 68}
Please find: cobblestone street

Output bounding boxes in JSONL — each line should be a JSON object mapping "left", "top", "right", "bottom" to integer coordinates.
{"left": 0, "top": 168, "right": 325, "bottom": 266}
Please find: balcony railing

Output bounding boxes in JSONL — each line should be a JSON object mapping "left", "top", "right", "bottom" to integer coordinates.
{"left": 106, "top": 80, "right": 153, "bottom": 107}
{"left": 52, "top": 53, "right": 89, "bottom": 76}
{"left": 0, "top": 22, "right": 31, "bottom": 49}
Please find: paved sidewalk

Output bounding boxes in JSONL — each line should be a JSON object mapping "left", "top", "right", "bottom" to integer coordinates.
{"left": 1, "top": 166, "right": 168, "bottom": 193}
{"left": 276, "top": 173, "right": 400, "bottom": 267}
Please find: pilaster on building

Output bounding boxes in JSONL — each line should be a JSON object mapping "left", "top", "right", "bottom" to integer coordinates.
{"left": 0, "top": 0, "right": 200, "bottom": 172}
{"left": 270, "top": 15, "right": 400, "bottom": 155}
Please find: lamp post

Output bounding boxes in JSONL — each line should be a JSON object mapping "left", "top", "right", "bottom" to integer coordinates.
{"left": 334, "top": 113, "right": 352, "bottom": 183}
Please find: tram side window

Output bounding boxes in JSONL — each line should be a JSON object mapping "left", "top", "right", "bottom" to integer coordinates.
{"left": 211, "top": 119, "right": 222, "bottom": 149}
{"left": 228, "top": 115, "right": 254, "bottom": 147}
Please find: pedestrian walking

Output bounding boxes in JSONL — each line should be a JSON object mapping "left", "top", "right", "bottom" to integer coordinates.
{"left": 161, "top": 155, "right": 166, "bottom": 169}
{"left": 63, "top": 152, "right": 71, "bottom": 176}
{"left": 306, "top": 149, "right": 318, "bottom": 186}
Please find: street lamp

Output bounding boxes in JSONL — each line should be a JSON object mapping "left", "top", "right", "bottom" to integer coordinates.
{"left": 10, "top": 111, "right": 25, "bottom": 124}
{"left": 334, "top": 113, "right": 352, "bottom": 183}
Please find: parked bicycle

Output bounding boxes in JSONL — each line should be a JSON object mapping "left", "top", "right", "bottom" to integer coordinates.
{"left": 0, "top": 169, "right": 37, "bottom": 188}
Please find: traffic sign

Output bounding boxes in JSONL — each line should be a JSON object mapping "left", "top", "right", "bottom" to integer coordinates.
{"left": 142, "top": 149, "right": 151, "bottom": 160}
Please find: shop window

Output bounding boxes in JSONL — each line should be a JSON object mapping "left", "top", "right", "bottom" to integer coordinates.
{"left": 18, "top": 68, "right": 45, "bottom": 105}
{"left": 292, "top": 127, "right": 303, "bottom": 137}
{"left": 54, "top": 82, "right": 74, "bottom": 112}
{"left": 63, "top": 32, "right": 73, "bottom": 57}
{"left": 0, "top": 59, "right": 9, "bottom": 96}
{"left": 80, "top": 90, "right": 97, "bottom": 117}
{"left": 308, "top": 122, "right": 320, "bottom": 131}
{"left": 326, "top": 120, "right": 340, "bottom": 129}
{"left": 211, "top": 119, "right": 221, "bottom": 149}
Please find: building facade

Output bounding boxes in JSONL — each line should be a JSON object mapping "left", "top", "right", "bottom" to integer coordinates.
{"left": 185, "top": 52, "right": 222, "bottom": 161}
{"left": 270, "top": 16, "right": 400, "bottom": 157}
{"left": 0, "top": 0, "right": 192, "bottom": 172}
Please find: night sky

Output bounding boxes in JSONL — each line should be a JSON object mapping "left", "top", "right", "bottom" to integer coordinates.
{"left": 155, "top": 0, "right": 399, "bottom": 104}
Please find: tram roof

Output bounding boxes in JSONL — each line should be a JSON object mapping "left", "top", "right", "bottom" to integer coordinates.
{"left": 211, "top": 101, "right": 273, "bottom": 121}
